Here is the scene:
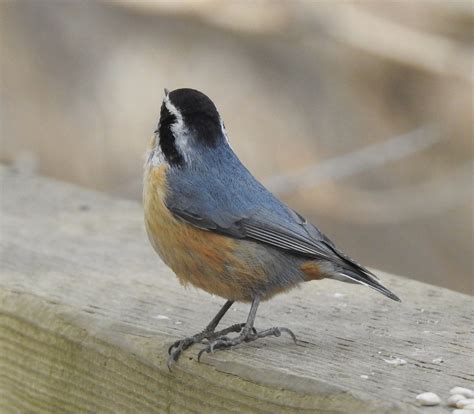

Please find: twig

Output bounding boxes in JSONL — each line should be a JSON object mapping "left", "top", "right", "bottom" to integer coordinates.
{"left": 264, "top": 125, "right": 441, "bottom": 197}
{"left": 303, "top": 4, "right": 473, "bottom": 83}
{"left": 294, "top": 160, "right": 473, "bottom": 224}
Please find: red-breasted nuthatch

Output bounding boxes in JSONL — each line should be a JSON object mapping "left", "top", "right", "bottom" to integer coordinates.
{"left": 143, "top": 88, "right": 400, "bottom": 368}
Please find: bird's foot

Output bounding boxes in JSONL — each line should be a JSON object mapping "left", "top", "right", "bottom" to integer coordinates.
{"left": 197, "top": 326, "right": 297, "bottom": 361}
{"left": 167, "top": 323, "right": 247, "bottom": 369}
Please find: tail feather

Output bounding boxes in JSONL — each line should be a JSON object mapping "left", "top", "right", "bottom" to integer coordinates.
{"left": 322, "top": 242, "right": 401, "bottom": 302}
{"left": 338, "top": 268, "right": 401, "bottom": 302}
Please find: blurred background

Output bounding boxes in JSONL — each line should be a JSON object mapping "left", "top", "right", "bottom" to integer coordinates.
{"left": 1, "top": 0, "right": 472, "bottom": 294}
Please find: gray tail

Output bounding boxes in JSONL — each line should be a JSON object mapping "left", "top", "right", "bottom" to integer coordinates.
{"left": 325, "top": 243, "right": 401, "bottom": 302}
{"left": 337, "top": 268, "right": 401, "bottom": 302}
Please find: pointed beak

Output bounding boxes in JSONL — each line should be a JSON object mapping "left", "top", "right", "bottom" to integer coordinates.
{"left": 164, "top": 88, "right": 170, "bottom": 97}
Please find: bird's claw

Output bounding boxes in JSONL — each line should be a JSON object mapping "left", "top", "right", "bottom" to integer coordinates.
{"left": 197, "top": 326, "right": 297, "bottom": 362}
{"left": 168, "top": 336, "right": 195, "bottom": 355}
{"left": 167, "top": 322, "right": 250, "bottom": 369}
{"left": 168, "top": 340, "right": 186, "bottom": 370}
{"left": 168, "top": 333, "right": 207, "bottom": 370}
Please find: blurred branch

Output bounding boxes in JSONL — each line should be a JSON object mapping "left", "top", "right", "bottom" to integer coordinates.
{"left": 302, "top": 4, "right": 473, "bottom": 83}
{"left": 300, "top": 160, "right": 473, "bottom": 225}
{"left": 112, "top": 0, "right": 289, "bottom": 34}
{"left": 114, "top": 1, "right": 473, "bottom": 83}
{"left": 266, "top": 126, "right": 472, "bottom": 224}
{"left": 265, "top": 125, "right": 441, "bottom": 197}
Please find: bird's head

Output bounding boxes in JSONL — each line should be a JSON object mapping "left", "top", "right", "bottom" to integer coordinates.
{"left": 154, "top": 88, "right": 229, "bottom": 167}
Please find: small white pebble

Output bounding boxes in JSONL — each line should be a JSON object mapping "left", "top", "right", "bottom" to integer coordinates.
{"left": 416, "top": 392, "right": 440, "bottom": 406}
{"left": 452, "top": 410, "right": 474, "bottom": 414}
{"left": 448, "top": 395, "right": 466, "bottom": 407}
{"left": 360, "top": 375, "right": 369, "bottom": 379}
{"left": 384, "top": 357, "right": 407, "bottom": 366}
{"left": 432, "top": 357, "right": 443, "bottom": 363}
{"left": 334, "top": 293, "right": 346, "bottom": 298}
{"left": 457, "top": 399, "right": 474, "bottom": 409}
{"left": 451, "top": 388, "right": 474, "bottom": 398}
{"left": 153, "top": 315, "right": 169, "bottom": 320}
{"left": 174, "top": 321, "right": 182, "bottom": 325}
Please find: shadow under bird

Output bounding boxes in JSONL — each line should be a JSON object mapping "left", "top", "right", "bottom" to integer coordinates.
{"left": 143, "top": 88, "right": 400, "bottom": 368}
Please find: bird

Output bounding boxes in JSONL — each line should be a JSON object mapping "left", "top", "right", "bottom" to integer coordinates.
{"left": 143, "top": 88, "right": 400, "bottom": 368}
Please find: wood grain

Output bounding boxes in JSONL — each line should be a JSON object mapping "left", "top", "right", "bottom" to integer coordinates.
{"left": 0, "top": 166, "right": 472, "bottom": 413}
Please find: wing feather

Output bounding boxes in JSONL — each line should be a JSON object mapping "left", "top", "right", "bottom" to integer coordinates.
{"left": 169, "top": 205, "right": 332, "bottom": 261}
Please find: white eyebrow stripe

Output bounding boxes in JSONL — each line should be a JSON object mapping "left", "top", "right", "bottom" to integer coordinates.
{"left": 163, "top": 94, "right": 183, "bottom": 123}
{"left": 163, "top": 96, "right": 191, "bottom": 163}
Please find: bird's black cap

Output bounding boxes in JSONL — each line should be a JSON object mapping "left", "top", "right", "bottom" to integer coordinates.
{"left": 168, "top": 88, "right": 222, "bottom": 147}
{"left": 168, "top": 89, "right": 220, "bottom": 122}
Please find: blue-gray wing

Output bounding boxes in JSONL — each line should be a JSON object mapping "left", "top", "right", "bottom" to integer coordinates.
{"left": 168, "top": 193, "right": 385, "bottom": 286}
{"left": 164, "top": 151, "right": 335, "bottom": 262}
{"left": 168, "top": 202, "right": 333, "bottom": 261}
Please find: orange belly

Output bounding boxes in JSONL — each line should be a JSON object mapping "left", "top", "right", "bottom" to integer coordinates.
{"left": 143, "top": 164, "right": 271, "bottom": 301}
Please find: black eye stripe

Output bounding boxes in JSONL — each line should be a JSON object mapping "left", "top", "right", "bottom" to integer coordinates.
{"left": 158, "top": 106, "right": 176, "bottom": 128}
{"left": 158, "top": 104, "right": 184, "bottom": 167}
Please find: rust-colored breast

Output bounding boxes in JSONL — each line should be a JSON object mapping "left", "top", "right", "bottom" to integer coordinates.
{"left": 143, "top": 164, "right": 268, "bottom": 301}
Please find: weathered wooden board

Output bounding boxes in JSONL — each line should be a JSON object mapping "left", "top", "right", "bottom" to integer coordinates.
{"left": 0, "top": 166, "right": 472, "bottom": 413}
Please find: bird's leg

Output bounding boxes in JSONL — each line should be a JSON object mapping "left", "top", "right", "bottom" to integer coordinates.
{"left": 198, "top": 296, "right": 297, "bottom": 361}
{"left": 168, "top": 300, "right": 244, "bottom": 368}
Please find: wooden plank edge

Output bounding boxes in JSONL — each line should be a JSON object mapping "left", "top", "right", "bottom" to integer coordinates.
{"left": 0, "top": 288, "right": 409, "bottom": 414}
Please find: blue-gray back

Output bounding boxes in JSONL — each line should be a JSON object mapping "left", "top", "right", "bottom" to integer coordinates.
{"left": 165, "top": 143, "right": 334, "bottom": 260}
